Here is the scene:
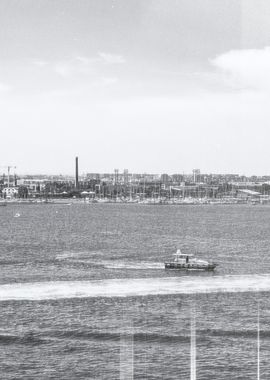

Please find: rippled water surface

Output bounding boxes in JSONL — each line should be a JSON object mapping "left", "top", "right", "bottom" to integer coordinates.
{"left": 0, "top": 203, "right": 270, "bottom": 379}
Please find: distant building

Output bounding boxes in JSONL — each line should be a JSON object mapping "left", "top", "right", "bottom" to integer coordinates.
{"left": 86, "top": 173, "right": 101, "bottom": 180}
{"left": 192, "top": 169, "right": 201, "bottom": 183}
{"left": 17, "top": 179, "right": 46, "bottom": 193}
{"left": 171, "top": 174, "right": 184, "bottom": 184}
{"left": 160, "top": 174, "right": 171, "bottom": 184}
{"left": 114, "top": 169, "right": 119, "bottom": 184}
{"left": 123, "top": 169, "right": 129, "bottom": 185}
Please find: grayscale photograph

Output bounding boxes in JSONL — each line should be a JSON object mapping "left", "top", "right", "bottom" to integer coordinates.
{"left": 0, "top": 0, "right": 270, "bottom": 379}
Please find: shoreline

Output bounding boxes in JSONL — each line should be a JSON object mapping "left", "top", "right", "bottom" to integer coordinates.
{"left": 1, "top": 198, "right": 269, "bottom": 206}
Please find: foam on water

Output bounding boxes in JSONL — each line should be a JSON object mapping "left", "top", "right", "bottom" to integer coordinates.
{"left": 1, "top": 274, "right": 270, "bottom": 301}
{"left": 55, "top": 251, "right": 104, "bottom": 260}
{"left": 103, "top": 261, "right": 164, "bottom": 269}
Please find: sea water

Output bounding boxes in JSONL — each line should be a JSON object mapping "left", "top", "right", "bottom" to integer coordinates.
{"left": 0, "top": 203, "right": 270, "bottom": 379}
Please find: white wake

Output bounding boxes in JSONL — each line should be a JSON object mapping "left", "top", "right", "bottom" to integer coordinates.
{"left": 0, "top": 274, "right": 270, "bottom": 301}
{"left": 103, "top": 261, "right": 164, "bottom": 269}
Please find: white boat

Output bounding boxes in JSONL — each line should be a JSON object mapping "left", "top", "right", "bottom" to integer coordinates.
{"left": 165, "top": 249, "right": 217, "bottom": 271}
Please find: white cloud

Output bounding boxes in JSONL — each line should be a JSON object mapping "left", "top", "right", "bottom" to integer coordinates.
{"left": 0, "top": 82, "right": 12, "bottom": 92}
{"left": 100, "top": 77, "right": 118, "bottom": 86}
{"left": 33, "top": 60, "right": 49, "bottom": 67}
{"left": 76, "top": 56, "right": 92, "bottom": 64}
{"left": 210, "top": 47, "right": 270, "bottom": 91}
{"left": 53, "top": 62, "right": 73, "bottom": 77}
{"left": 98, "top": 52, "right": 126, "bottom": 64}
{"left": 31, "top": 52, "right": 125, "bottom": 79}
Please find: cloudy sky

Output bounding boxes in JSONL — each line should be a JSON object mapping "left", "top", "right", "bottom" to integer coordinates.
{"left": 1, "top": 0, "right": 270, "bottom": 175}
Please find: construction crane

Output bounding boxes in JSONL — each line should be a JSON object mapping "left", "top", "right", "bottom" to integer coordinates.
{"left": 0, "top": 166, "right": 17, "bottom": 187}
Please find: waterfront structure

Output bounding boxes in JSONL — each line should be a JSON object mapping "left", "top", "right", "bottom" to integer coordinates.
{"left": 17, "top": 178, "right": 46, "bottom": 193}
{"left": 2, "top": 167, "right": 270, "bottom": 203}
{"left": 2, "top": 187, "right": 18, "bottom": 199}
{"left": 0, "top": 165, "right": 16, "bottom": 188}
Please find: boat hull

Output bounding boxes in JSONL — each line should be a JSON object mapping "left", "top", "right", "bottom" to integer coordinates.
{"left": 164, "top": 262, "right": 217, "bottom": 271}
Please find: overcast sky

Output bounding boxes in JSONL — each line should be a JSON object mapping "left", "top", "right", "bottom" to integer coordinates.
{"left": 1, "top": 0, "right": 270, "bottom": 175}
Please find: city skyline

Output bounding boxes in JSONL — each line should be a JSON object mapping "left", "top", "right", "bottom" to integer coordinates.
{"left": 3, "top": 165, "right": 270, "bottom": 181}
{"left": 1, "top": 1, "right": 270, "bottom": 175}
{"left": 2, "top": 164, "right": 270, "bottom": 178}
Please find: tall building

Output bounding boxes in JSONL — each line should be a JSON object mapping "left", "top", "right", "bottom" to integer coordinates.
{"left": 114, "top": 169, "right": 119, "bottom": 184}
{"left": 161, "top": 173, "right": 170, "bottom": 184}
{"left": 192, "top": 169, "right": 201, "bottom": 183}
{"left": 123, "top": 169, "right": 129, "bottom": 185}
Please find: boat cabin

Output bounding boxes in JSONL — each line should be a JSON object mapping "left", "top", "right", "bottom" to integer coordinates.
{"left": 173, "top": 249, "right": 194, "bottom": 263}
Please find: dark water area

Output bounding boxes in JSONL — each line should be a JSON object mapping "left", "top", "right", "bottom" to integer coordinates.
{"left": 0, "top": 204, "right": 270, "bottom": 379}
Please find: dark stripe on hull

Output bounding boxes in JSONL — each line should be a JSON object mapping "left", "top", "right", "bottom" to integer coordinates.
{"left": 164, "top": 263, "right": 216, "bottom": 271}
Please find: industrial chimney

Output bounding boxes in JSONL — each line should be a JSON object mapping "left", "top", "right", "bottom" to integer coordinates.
{"left": 75, "top": 156, "right": 79, "bottom": 189}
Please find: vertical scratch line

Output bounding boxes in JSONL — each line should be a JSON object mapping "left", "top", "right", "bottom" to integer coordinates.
{"left": 190, "top": 304, "right": 196, "bottom": 380}
{"left": 120, "top": 320, "right": 134, "bottom": 380}
{"left": 257, "top": 301, "right": 260, "bottom": 380}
